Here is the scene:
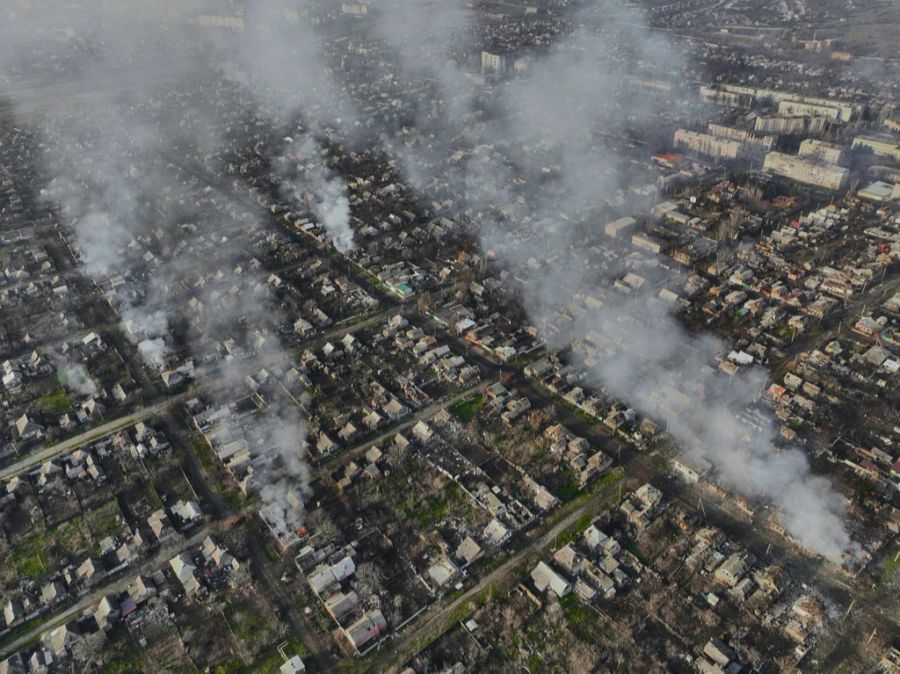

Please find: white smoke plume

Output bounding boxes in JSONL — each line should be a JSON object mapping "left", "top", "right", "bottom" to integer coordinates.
{"left": 57, "top": 361, "right": 98, "bottom": 397}
{"left": 120, "top": 306, "right": 173, "bottom": 371}
{"left": 0, "top": 0, "right": 856, "bottom": 560}
{"left": 233, "top": 0, "right": 356, "bottom": 131}
{"left": 309, "top": 168, "right": 354, "bottom": 254}
{"left": 0, "top": 1, "right": 315, "bottom": 526}
{"left": 256, "top": 404, "right": 313, "bottom": 533}
{"left": 137, "top": 338, "right": 170, "bottom": 371}
{"left": 366, "top": 0, "right": 855, "bottom": 560}
{"left": 278, "top": 136, "right": 355, "bottom": 253}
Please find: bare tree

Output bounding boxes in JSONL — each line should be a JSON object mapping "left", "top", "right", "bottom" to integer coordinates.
{"left": 356, "top": 561, "right": 385, "bottom": 596}
{"left": 307, "top": 508, "right": 339, "bottom": 545}
{"left": 567, "top": 642, "right": 598, "bottom": 673}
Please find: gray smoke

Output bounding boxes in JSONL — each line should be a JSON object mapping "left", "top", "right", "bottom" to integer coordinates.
{"left": 256, "top": 403, "right": 313, "bottom": 533}
{"left": 277, "top": 136, "right": 355, "bottom": 253}
{"left": 56, "top": 360, "right": 98, "bottom": 397}
{"left": 233, "top": 0, "right": 356, "bottom": 130}
{"left": 0, "top": 0, "right": 855, "bottom": 560}
{"left": 368, "top": 0, "right": 855, "bottom": 560}
{"left": 120, "top": 306, "right": 173, "bottom": 372}
{"left": 137, "top": 339, "right": 170, "bottom": 371}
{"left": 0, "top": 1, "right": 314, "bottom": 526}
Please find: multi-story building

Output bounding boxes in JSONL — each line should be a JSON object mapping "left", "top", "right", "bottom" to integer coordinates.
{"left": 481, "top": 51, "right": 507, "bottom": 76}
{"left": 341, "top": 2, "right": 369, "bottom": 14}
{"left": 699, "top": 85, "right": 752, "bottom": 109}
{"left": 717, "top": 84, "right": 860, "bottom": 122}
{"left": 754, "top": 114, "right": 827, "bottom": 136}
{"left": 778, "top": 99, "right": 842, "bottom": 122}
{"left": 707, "top": 123, "right": 774, "bottom": 151}
{"left": 853, "top": 135, "right": 900, "bottom": 162}
{"left": 798, "top": 139, "right": 844, "bottom": 165}
{"left": 763, "top": 152, "right": 850, "bottom": 191}
{"left": 604, "top": 217, "right": 637, "bottom": 239}
{"left": 195, "top": 14, "right": 244, "bottom": 31}
{"left": 632, "top": 232, "right": 668, "bottom": 254}
{"left": 674, "top": 129, "right": 742, "bottom": 160}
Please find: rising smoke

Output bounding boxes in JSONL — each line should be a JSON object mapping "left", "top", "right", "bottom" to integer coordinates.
{"left": 277, "top": 136, "right": 355, "bottom": 254}
{"left": 56, "top": 360, "right": 98, "bottom": 398}
{"left": 0, "top": 0, "right": 855, "bottom": 558}
{"left": 0, "top": 1, "right": 318, "bottom": 527}
{"left": 366, "top": 0, "right": 855, "bottom": 560}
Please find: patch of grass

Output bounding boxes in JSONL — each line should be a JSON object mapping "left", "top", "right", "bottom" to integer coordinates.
{"left": 595, "top": 469, "right": 623, "bottom": 491}
{"left": 15, "top": 551, "right": 45, "bottom": 579}
{"left": 214, "top": 637, "right": 308, "bottom": 674}
{"left": 237, "top": 613, "right": 265, "bottom": 641}
{"left": 191, "top": 437, "right": 215, "bottom": 469}
{"left": 451, "top": 394, "right": 485, "bottom": 422}
{"left": 623, "top": 540, "right": 649, "bottom": 566}
{"left": 285, "top": 635, "right": 309, "bottom": 658}
{"left": 557, "top": 513, "right": 594, "bottom": 547}
{"left": 100, "top": 368, "right": 129, "bottom": 386}
{"left": 102, "top": 659, "right": 145, "bottom": 674}
{"left": 525, "top": 652, "right": 544, "bottom": 671}
{"left": 555, "top": 470, "right": 581, "bottom": 502}
{"left": 0, "top": 611, "right": 56, "bottom": 651}
{"left": 263, "top": 541, "right": 281, "bottom": 563}
{"left": 221, "top": 489, "right": 245, "bottom": 510}
{"left": 7, "top": 528, "right": 54, "bottom": 581}
{"left": 20, "top": 517, "right": 91, "bottom": 568}
{"left": 36, "top": 388, "right": 73, "bottom": 415}
{"left": 213, "top": 659, "right": 247, "bottom": 674}
{"left": 877, "top": 546, "right": 900, "bottom": 590}
{"left": 84, "top": 501, "right": 123, "bottom": 539}
{"left": 447, "top": 585, "right": 493, "bottom": 627}
{"left": 559, "top": 594, "right": 609, "bottom": 643}
{"left": 412, "top": 496, "right": 447, "bottom": 527}
{"left": 477, "top": 554, "right": 504, "bottom": 574}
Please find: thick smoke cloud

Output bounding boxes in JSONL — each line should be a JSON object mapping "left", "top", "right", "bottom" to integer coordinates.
{"left": 232, "top": 1, "right": 357, "bottom": 253}
{"left": 368, "top": 0, "right": 854, "bottom": 559}
{"left": 120, "top": 306, "right": 174, "bottom": 371}
{"left": 278, "top": 136, "right": 355, "bottom": 253}
{"left": 234, "top": 0, "right": 356, "bottom": 130}
{"left": 56, "top": 360, "right": 98, "bottom": 397}
{"left": 0, "top": 0, "right": 855, "bottom": 559}
{"left": 1, "top": 1, "right": 316, "bottom": 526}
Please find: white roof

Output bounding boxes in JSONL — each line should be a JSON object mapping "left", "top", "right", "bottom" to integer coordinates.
{"left": 531, "top": 561, "right": 570, "bottom": 597}
{"left": 483, "top": 518, "right": 509, "bottom": 545}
